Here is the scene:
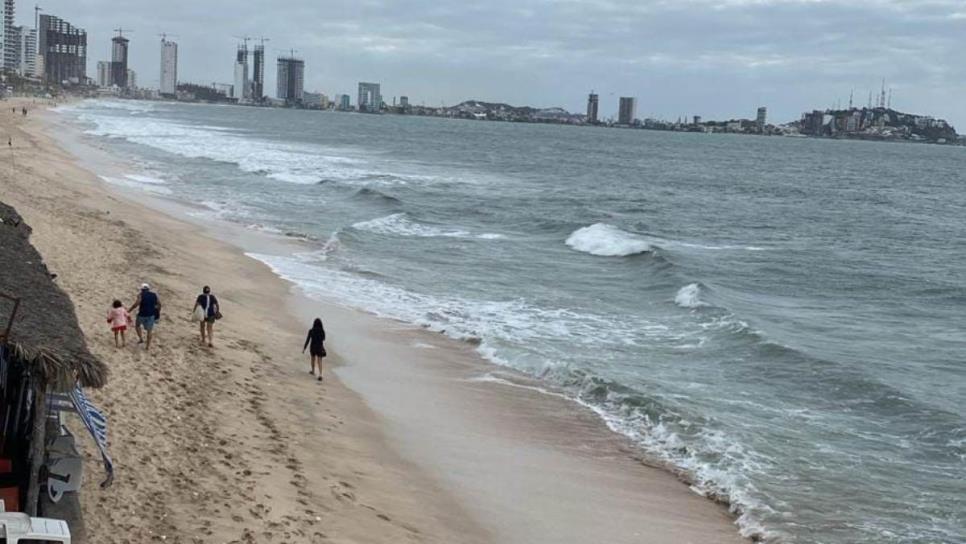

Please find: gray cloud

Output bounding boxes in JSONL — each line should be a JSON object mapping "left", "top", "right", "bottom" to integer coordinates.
{"left": 28, "top": 0, "right": 966, "bottom": 125}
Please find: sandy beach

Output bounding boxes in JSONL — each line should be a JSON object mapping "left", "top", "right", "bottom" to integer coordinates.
{"left": 0, "top": 98, "right": 747, "bottom": 543}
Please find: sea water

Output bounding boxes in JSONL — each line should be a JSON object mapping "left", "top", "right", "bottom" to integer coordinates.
{"left": 56, "top": 99, "right": 966, "bottom": 543}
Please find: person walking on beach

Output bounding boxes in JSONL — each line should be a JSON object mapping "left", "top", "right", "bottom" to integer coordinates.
{"left": 302, "top": 318, "right": 327, "bottom": 381}
{"left": 129, "top": 283, "right": 161, "bottom": 350}
{"left": 106, "top": 300, "right": 131, "bottom": 348}
{"left": 192, "top": 285, "right": 220, "bottom": 347}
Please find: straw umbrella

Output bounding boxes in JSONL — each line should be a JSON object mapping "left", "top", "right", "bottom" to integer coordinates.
{"left": 0, "top": 202, "right": 108, "bottom": 516}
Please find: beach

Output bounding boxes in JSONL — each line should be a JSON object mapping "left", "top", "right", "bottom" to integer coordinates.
{"left": 0, "top": 98, "right": 748, "bottom": 543}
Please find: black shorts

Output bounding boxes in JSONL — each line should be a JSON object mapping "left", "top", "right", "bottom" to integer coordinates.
{"left": 310, "top": 346, "right": 326, "bottom": 357}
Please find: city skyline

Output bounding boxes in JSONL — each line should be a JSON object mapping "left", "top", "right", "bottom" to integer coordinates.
{"left": 11, "top": 1, "right": 966, "bottom": 125}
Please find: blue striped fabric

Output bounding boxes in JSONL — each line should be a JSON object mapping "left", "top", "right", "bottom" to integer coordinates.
{"left": 68, "top": 385, "right": 114, "bottom": 488}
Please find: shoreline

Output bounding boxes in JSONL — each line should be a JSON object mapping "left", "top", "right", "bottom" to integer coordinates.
{"left": 3, "top": 98, "right": 490, "bottom": 544}
{"left": 8, "top": 99, "right": 749, "bottom": 543}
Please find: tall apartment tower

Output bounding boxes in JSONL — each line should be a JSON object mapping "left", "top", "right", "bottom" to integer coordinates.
{"left": 38, "top": 14, "right": 87, "bottom": 84}
{"left": 618, "top": 97, "right": 637, "bottom": 125}
{"left": 586, "top": 92, "right": 599, "bottom": 124}
{"left": 357, "top": 82, "right": 381, "bottom": 113}
{"left": 276, "top": 55, "right": 304, "bottom": 105}
{"left": 17, "top": 26, "right": 36, "bottom": 77}
{"left": 1, "top": 0, "right": 14, "bottom": 72}
{"left": 233, "top": 45, "right": 249, "bottom": 101}
{"left": 160, "top": 37, "right": 178, "bottom": 96}
{"left": 96, "top": 60, "right": 109, "bottom": 87}
{"left": 251, "top": 44, "right": 265, "bottom": 101}
{"left": 111, "top": 33, "right": 129, "bottom": 87}
{"left": 756, "top": 107, "right": 767, "bottom": 130}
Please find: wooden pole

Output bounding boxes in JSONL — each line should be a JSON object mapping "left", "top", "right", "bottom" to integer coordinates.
{"left": 26, "top": 382, "right": 47, "bottom": 516}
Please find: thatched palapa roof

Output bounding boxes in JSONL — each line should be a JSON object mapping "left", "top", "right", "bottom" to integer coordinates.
{"left": 0, "top": 201, "right": 107, "bottom": 391}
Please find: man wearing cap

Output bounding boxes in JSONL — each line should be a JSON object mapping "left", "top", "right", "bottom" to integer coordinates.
{"left": 129, "top": 283, "right": 161, "bottom": 350}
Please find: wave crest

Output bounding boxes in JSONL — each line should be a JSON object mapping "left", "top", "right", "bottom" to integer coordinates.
{"left": 566, "top": 223, "right": 653, "bottom": 257}
{"left": 352, "top": 213, "right": 503, "bottom": 240}
{"left": 675, "top": 283, "right": 706, "bottom": 309}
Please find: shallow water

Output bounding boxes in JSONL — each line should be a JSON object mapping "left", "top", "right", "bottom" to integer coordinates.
{"left": 57, "top": 99, "right": 966, "bottom": 543}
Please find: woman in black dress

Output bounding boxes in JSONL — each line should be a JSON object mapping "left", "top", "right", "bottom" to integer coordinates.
{"left": 302, "top": 318, "right": 326, "bottom": 381}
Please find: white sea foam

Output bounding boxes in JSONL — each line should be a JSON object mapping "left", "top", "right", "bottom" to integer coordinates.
{"left": 62, "top": 101, "right": 454, "bottom": 188}
{"left": 98, "top": 174, "right": 172, "bottom": 195}
{"left": 670, "top": 241, "right": 768, "bottom": 252}
{"left": 675, "top": 283, "right": 706, "bottom": 309}
{"left": 352, "top": 213, "right": 503, "bottom": 240}
{"left": 69, "top": 104, "right": 372, "bottom": 185}
{"left": 124, "top": 174, "right": 167, "bottom": 185}
{"left": 566, "top": 223, "right": 653, "bottom": 257}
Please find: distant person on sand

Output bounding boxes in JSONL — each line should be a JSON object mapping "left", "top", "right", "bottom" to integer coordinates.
{"left": 302, "top": 318, "right": 327, "bottom": 381}
{"left": 192, "top": 285, "right": 220, "bottom": 347}
{"left": 129, "top": 283, "right": 161, "bottom": 350}
{"left": 106, "top": 299, "right": 131, "bottom": 348}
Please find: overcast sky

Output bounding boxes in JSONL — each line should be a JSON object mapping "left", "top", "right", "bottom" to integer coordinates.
{"left": 24, "top": 0, "right": 966, "bottom": 125}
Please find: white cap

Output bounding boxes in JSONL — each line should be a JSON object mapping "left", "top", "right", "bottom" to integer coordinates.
{"left": 141, "top": 283, "right": 150, "bottom": 290}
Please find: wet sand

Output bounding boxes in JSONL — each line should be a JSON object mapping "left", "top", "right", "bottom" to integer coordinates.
{"left": 0, "top": 98, "right": 747, "bottom": 543}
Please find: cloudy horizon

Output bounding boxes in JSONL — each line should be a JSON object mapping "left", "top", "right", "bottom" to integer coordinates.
{"left": 26, "top": 0, "right": 966, "bottom": 126}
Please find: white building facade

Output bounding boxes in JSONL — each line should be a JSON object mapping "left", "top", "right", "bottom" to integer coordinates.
{"left": 233, "top": 45, "right": 249, "bottom": 101}
{"left": 0, "top": 0, "right": 14, "bottom": 72}
{"left": 96, "top": 60, "right": 109, "bottom": 87}
{"left": 160, "top": 38, "right": 177, "bottom": 95}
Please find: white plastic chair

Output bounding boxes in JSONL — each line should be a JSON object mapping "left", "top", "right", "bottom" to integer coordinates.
{"left": 0, "top": 512, "right": 71, "bottom": 543}
{"left": 47, "top": 455, "right": 83, "bottom": 503}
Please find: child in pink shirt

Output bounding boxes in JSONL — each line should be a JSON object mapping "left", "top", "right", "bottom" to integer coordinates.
{"left": 107, "top": 299, "right": 131, "bottom": 348}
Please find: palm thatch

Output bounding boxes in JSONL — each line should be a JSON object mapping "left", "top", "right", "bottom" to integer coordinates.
{"left": 0, "top": 201, "right": 107, "bottom": 391}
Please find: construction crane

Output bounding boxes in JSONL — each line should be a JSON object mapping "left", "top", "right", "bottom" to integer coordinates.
{"left": 158, "top": 33, "right": 178, "bottom": 42}
{"left": 114, "top": 27, "right": 133, "bottom": 38}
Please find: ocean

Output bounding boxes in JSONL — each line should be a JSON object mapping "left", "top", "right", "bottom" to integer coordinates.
{"left": 56, "top": 99, "right": 965, "bottom": 543}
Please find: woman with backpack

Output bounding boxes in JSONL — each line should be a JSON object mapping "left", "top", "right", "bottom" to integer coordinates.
{"left": 192, "top": 285, "right": 220, "bottom": 347}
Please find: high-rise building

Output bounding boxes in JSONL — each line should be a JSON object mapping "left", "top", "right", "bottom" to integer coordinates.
{"left": 1, "top": 0, "right": 15, "bottom": 72}
{"left": 96, "top": 60, "right": 109, "bottom": 87}
{"left": 160, "top": 37, "right": 177, "bottom": 96}
{"left": 5, "top": 23, "right": 18, "bottom": 72}
{"left": 586, "top": 92, "right": 599, "bottom": 124}
{"left": 399, "top": 96, "right": 409, "bottom": 108}
{"left": 357, "top": 82, "right": 381, "bottom": 113}
{"left": 252, "top": 44, "right": 265, "bottom": 101}
{"left": 233, "top": 45, "right": 249, "bottom": 101}
{"left": 111, "top": 33, "right": 129, "bottom": 87}
{"left": 338, "top": 94, "right": 350, "bottom": 111}
{"left": 756, "top": 107, "right": 767, "bottom": 130}
{"left": 16, "top": 26, "right": 36, "bottom": 77}
{"left": 618, "top": 97, "right": 637, "bottom": 125}
{"left": 38, "top": 14, "right": 87, "bottom": 84}
{"left": 127, "top": 68, "right": 137, "bottom": 89}
{"left": 276, "top": 55, "right": 304, "bottom": 105}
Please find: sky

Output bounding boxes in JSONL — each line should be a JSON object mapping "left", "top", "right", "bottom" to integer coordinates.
{"left": 24, "top": 0, "right": 966, "bottom": 125}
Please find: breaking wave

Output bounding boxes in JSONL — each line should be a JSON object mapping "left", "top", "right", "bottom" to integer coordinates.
{"left": 675, "top": 283, "right": 706, "bottom": 309}
{"left": 352, "top": 213, "right": 504, "bottom": 240}
{"left": 566, "top": 223, "right": 654, "bottom": 257}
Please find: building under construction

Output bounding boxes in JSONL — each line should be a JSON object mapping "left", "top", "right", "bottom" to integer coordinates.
{"left": 110, "top": 32, "right": 129, "bottom": 88}
{"left": 251, "top": 44, "right": 265, "bottom": 101}
{"left": 37, "top": 14, "right": 87, "bottom": 85}
{"left": 276, "top": 55, "right": 304, "bottom": 105}
{"left": 233, "top": 44, "right": 249, "bottom": 101}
